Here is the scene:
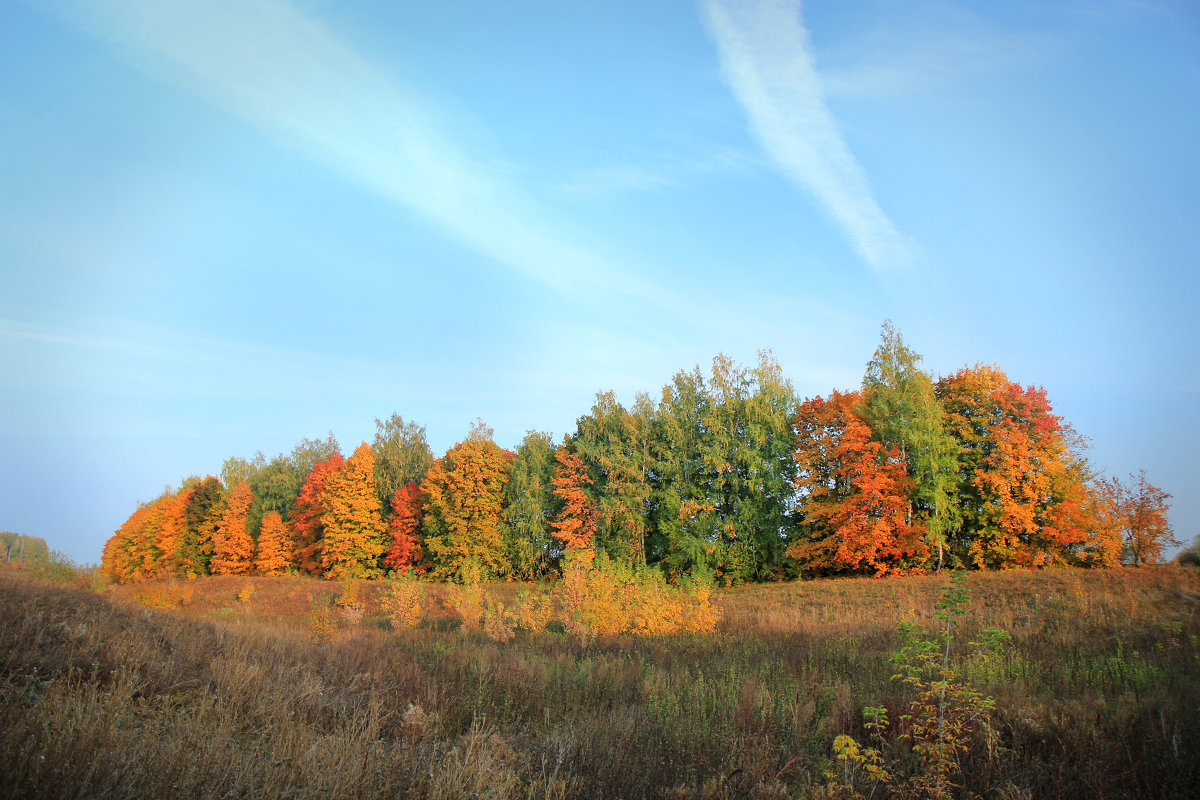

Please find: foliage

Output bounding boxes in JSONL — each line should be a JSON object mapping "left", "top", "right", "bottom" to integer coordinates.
{"left": 937, "top": 365, "right": 1093, "bottom": 568}
{"left": 372, "top": 413, "right": 434, "bottom": 512}
{"left": 552, "top": 553, "right": 720, "bottom": 642}
{"left": 382, "top": 481, "right": 424, "bottom": 573}
{"left": 570, "top": 391, "right": 655, "bottom": 567}
{"left": 0, "top": 532, "right": 50, "bottom": 567}
{"left": 381, "top": 573, "right": 425, "bottom": 630}
{"left": 289, "top": 451, "right": 345, "bottom": 575}
{"left": 503, "top": 430, "right": 561, "bottom": 579}
{"left": 860, "top": 321, "right": 961, "bottom": 570}
{"left": 482, "top": 599, "right": 518, "bottom": 642}
{"left": 790, "top": 391, "right": 926, "bottom": 576}
{"left": 551, "top": 443, "right": 598, "bottom": 557}
{"left": 830, "top": 571, "right": 1009, "bottom": 800}
{"left": 320, "top": 444, "right": 388, "bottom": 580}
{"left": 421, "top": 428, "right": 515, "bottom": 580}
{"left": 105, "top": 327, "right": 1174, "bottom": 584}
{"left": 253, "top": 511, "right": 294, "bottom": 576}
{"left": 444, "top": 561, "right": 486, "bottom": 633}
{"left": 177, "top": 476, "right": 226, "bottom": 577}
{"left": 512, "top": 586, "right": 555, "bottom": 632}
{"left": 648, "top": 352, "right": 798, "bottom": 584}
{"left": 211, "top": 482, "right": 255, "bottom": 575}
{"left": 1095, "top": 470, "right": 1180, "bottom": 566}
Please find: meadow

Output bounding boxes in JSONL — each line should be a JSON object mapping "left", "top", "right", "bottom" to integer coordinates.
{"left": 3, "top": 567, "right": 1198, "bottom": 799}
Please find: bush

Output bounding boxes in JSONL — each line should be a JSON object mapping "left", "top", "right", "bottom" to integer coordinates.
{"left": 382, "top": 574, "right": 425, "bottom": 630}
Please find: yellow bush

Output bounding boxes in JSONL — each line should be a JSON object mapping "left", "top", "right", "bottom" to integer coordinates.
{"left": 553, "top": 554, "right": 721, "bottom": 641}
{"left": 513, "top": 589, "right": 554, "bottom": 633}
{"left": 382, "top": 576, "right": 424, "bottom": 630}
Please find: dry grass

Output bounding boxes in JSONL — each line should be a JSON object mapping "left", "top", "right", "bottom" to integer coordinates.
{"left": 3, "top": 566, "right": 1198, "bottom": 799}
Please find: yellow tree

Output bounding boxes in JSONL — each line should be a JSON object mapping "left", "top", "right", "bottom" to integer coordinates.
{"left": 212, "top": 481, "right": 255, "bottom": 575}
{"left": 320, "top": 442, "right": 388, "bottom": 579}
{"left": 254, "top": 511, "right": 294, "bottom": 576}
{"left": 422, "top": 423, "right": 514, "bottom": 580}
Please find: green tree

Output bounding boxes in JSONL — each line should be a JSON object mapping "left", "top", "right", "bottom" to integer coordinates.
{"left": 648, "top": 365, "right": 713, "bottom": 579}
{"left": 502, "top": 430, "right": 560, "bottom": 579}
{"left": 0, "top": 532, "right": 50, "bottom": 566}
{"left": 372, "top": 413, "right": 434, "bottom": 511}
{"left": 246, "top": 453, "right": 299, "bottom": 537}
{"left": 178, "top": 476, "right": 226, "bottom": 576}
{"left": 860, "top": 322, "right": 961, "bottom": 570}
{"left": 571, "top": 390, "right": 654, "bottom": 567}
{"left": 701, "top": 350, "right": 798, "bottom": 582}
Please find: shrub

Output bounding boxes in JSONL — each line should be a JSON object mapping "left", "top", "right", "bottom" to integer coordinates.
{"left": 513, "top": 588, "right": 554, "bottom": 633}
{"left": 382, "top": 575, "right": 425, "bottom": 630}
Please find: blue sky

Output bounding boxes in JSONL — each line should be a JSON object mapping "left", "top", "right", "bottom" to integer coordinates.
{"left": 2, "top": 0, "right": 1197, "bottom": 564}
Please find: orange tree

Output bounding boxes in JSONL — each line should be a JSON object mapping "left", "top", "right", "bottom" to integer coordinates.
{"left": 320, "top": 442, "right": 388, "bottom": 579}
{"left": 211, "top": 481, "right": 255, "bottom": 575}
{"left": 788, "top": 390, "right": 926, "bottom": 576}
{"left": 254, "top": 511, "right": 294, "bottom": 576}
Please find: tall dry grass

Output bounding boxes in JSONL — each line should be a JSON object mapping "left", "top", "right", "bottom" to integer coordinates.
{"left": 3, "top": 566, "right": 1198, "bottom": 799}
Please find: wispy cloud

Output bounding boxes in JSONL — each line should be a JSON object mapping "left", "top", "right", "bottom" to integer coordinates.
{"left": 817, "top": 4, "right": 1053, "bottom": 100}
{"left": 700, "top": 0, "right": 918, "bottom": 270}
{"left": 558, "top": 142, "right": 759, "bottom": 198}
{"left": 39, "top": 0, "right": 643, "bottom": 296}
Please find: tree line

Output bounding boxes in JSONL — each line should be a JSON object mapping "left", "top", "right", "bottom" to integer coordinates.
{"left": 101, "top": 323, "right": 1178, "bottom": 584}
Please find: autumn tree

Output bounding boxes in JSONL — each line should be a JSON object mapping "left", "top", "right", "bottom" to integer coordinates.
{"left": 421, "top": 422, "right": 514, "bottom": 580}
{"left": 1100, "top": 470, "right": 1179, "bottom": 566}
{"left": 503, "top": 430, "right": 560, "bottom": 579}
{"left": 551, "top": 442, "right": 599, "bottom": 558}
{"left": 372, "top": 414, "right": 434, "bottom": 511}
{"left": 232, "top": 434, "right": 338, "bottom": 537}
{"left": 320, "top": 442, "right": 388, "bottom": 579}
{"left": 788, "top": 391, "right": 925, "bottom": 576}
{"left": 103, "top": 491, "right": 179, "bottom": 583}
{"left": 211, "top": 481, "right": 255, "bottom": 575}
{"left": 860, "top": 322, "right": 960, "bottom": 570}
{"left": 254, "top": 511, "right": 294, "bottom": 576}
{"left": 937, "top": 365, "right": 1090, "bottom": 568}
{"left": 289, "top": 451, "right": 345, "bottom": 575}
{"left": 383, "top": 481, "right": 423, "bottom": 574}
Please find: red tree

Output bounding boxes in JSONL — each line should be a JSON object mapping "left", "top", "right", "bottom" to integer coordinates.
{"left": 289, "top": 451, "right": 344, "bottom": 575}
{"left": 383, "top": 481, "right": 424, "bottom": 573}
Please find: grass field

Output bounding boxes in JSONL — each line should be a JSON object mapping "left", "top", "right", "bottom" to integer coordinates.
{"left": 3, "top": 567, "right": 1198, "bottom": 799}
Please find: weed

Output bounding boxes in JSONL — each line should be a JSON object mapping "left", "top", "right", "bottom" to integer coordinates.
{"left": 237, "top": 581, "right": 255, "bottom": 605}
